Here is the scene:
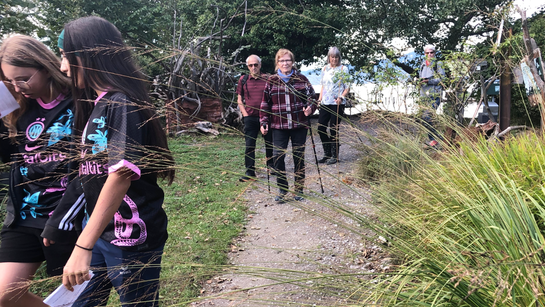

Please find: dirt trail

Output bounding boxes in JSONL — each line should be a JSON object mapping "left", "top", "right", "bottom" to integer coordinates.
{"left": 191, "top": 119, "right": 389, "bottom": 306}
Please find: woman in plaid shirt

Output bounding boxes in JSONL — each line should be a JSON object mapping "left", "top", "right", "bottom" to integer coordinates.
{"left": 260, "top": 48, "right": 317, "bottom": 203}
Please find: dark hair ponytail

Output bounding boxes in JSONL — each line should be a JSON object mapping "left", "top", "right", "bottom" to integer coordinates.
{"left": 63, "top": 16, "right": 175, "bottom": 183}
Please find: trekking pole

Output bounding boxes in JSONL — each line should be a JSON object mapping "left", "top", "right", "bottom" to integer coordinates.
{"left": 308, "top": 117, "right": 324, "bottom": 194}
{"left": 267, "top": 164, "right": 271, "bottom": 193}
{"left": 336, "top": 103, "right": 340, "bottom": 162}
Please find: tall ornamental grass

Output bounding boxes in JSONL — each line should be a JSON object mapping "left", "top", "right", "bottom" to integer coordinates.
{"left": 358, "top": 127, "right": 545, "bottom": 306}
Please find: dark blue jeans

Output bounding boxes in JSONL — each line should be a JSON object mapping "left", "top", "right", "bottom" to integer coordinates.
{"left": 243, "top": 116, "right": 273, "bottom": 176}
{"left": 73, "top": 238, "right": 164, "bottom": 307}
{"left": 272, "top": 128, "right": 307, "bottom": 194}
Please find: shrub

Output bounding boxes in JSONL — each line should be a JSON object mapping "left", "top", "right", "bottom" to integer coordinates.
{"left": 359, "top": 125, "right": 545, "bottom": 306}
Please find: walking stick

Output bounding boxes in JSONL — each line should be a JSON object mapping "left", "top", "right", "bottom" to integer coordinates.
{"left": 308, "top": 118, "right": 324, "bottom": 194}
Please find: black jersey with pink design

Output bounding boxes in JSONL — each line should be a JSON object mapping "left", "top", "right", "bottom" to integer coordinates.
{"left": 79, "top": 92, "right": 168, "bottom": 252}
{"left": 1, "top": 93, "right": 77, "bottom": 229}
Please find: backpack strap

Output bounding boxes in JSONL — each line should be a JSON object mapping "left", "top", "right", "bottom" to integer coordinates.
{"left": 240, "top": 74, "right": 250, "bottom": 103}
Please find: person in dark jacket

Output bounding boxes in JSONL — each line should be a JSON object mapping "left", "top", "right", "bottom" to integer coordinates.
{"left": 0, "top": 35, "right": 79, "bottom": 307}
{"left": 260, "top": 48, "right": 317, "bottom": 203}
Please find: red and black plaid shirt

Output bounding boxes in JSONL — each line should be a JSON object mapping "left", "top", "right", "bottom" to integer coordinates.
{"left": 260, "top": 73, "right": 316, "bottom": 130}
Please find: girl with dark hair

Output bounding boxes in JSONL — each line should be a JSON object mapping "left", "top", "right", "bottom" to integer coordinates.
{"left": 58, "top": 16, "right": 175, "bottom": 306}
{"left": 0, "top": 35, "right": 78, "bottom": 307}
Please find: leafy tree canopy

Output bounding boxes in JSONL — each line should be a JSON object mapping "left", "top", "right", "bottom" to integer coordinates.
{"left": 1, "top": 0, "right": 526, "bottom": 80}
{"left": 1, "top": 0, "right": 37, "bottom": 36}
{"left": 340, "top": 0, "right": 510, "bottom": 75}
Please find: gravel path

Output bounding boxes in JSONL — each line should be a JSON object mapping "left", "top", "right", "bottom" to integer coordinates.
{"left": 191, "top": 118, "right": 390, "bottom": 306}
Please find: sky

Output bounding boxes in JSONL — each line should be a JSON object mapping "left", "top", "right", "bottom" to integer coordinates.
{"left": 514, "top": 0, "right": 545, "bottom": 17}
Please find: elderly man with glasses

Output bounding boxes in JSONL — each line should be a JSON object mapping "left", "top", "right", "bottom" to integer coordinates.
{"left": 419, "top": 44, "right": 445, "bottom": 148}
{"left": 237, "top": 54, "right": 273, "bottom": 182}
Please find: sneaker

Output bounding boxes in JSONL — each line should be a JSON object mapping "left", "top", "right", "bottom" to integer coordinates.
{"left": 275, "top": 194, "right": 286, "bottom": 203}
{"left": 294, "top": 195, "right": 304, "bottom": 201}
{"left": 326, "top": 157, "right": 337, "bottom": 165}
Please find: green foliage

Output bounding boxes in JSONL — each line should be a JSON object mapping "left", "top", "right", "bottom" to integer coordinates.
{"left": 510, "top": 84, "right": 542, "bottom": 127}
{"left": 37, "top": 0, "right": 173, "bottom": 48}
{"left": 4, "top": 0, "right": 520, "bottom": 95}
{"left": 341, "top": 0, "right": 509, "bottom": 71}
{"left": 0, "top": 0, "right": 37, "bottom": 36}
{"left": 224, "top": 1, "right": 347, "bottom": 72}
{"left": 528, "top": 8, "right": 545, "bottom": 49}
{"left": 357, "top": 125, "right": 545, "bottom": 305}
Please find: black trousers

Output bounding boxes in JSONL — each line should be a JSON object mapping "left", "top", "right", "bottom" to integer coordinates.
{"left": 243, "top": 116, "right": 273, "bottom": 175}
{"left": 317, "top": 104, "right": 345, "bottom": 145}
{"left": 272, "top": 128, "right": 307, "bottom": 194}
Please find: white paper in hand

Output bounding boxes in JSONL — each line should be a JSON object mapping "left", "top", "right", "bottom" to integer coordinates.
{"left": 0, "top": 82, "right": 19, "bottom": 118}
{"left": 43, "top": 271, "right": 94, "bottom": 307}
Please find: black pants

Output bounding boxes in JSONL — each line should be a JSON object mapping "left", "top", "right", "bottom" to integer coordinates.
{"left": 243, "top": 116, "right": 273, "bottom": 176}
{"left": 318, "top": 104, "right": 345, "bottom": 146}
{"left": 272, "top": 128, "right": 307, "bottom": 194}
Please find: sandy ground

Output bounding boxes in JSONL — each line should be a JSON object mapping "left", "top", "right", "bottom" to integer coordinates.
{"left": 191, "top": 118, "right": 390, "bottom": 306}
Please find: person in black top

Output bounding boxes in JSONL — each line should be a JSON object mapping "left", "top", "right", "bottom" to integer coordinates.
{"left": 58, "top": 16, "right": 175, "bottom": 307}
{"left": 0, "top": 35, "right": 78, "bottom": 307}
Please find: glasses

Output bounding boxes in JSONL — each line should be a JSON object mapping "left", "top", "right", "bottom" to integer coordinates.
{"left": 278, "top": 59, "right": 293, "bottom": 64}
{"left": 425, "top": 51, "right": 435, "bottom": 54}
{"left": 247, "top": 63, "right": 259, "bottom": 67}
{"left": 4, "top": 69, "right": 41, "bottom": 90}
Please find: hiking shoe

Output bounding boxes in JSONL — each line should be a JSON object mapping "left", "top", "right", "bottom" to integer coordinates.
{"left": 326, "top": 157, "right": 338, "bottom": 165}
{"left": 293, "top": 189, "right": 304, "bottom": 201}
{"left": 275, "top": 194, "right": 286, "bottom": 204}
{"left": 318, "top": 156, "right": 330, "bottom": 163}
{"left": 239, "top": 175, "right": 256, "bottom": 182}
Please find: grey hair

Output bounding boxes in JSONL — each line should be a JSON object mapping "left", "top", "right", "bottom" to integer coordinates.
{"left": 246, "top": 54, "right": 261, "bottom": 65}
{"left": 327, "top": 46, "right": 342, "bottom": 65}
{"left": 423, "top": 45, "right": 436, "bottom": 52}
